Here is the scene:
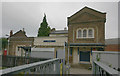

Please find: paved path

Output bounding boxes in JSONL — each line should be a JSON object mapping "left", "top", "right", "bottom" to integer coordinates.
{"left": 69, "top": 64, "right": 92, "bottom": 74}
{"left": 70, "top": 67, "right": 92, "bottom": 74}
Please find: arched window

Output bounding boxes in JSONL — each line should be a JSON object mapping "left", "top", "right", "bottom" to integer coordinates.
{"left": 88, "top": 29, "right": 94, "bottom": 37}
{"left": 78, "top": 30, "right": 82, "bottom": 38}
{"left": 83, "top": 29, "right": 87, "bottom": 37}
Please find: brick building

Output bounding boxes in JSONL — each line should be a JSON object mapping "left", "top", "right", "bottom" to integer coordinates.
{"left": 66, "top": 7, "right": 106, "bottom": 64}
{"left": 105, "top": 38, "right": 120, "bottom": 51}
{"left": 8, "top": 29, "right": 34, "bottom": 56}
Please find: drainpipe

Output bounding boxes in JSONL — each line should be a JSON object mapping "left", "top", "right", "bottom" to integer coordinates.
{"left": 96, "top": 26, "right": 98, "bottom": 43}
{"left": 73, "top": 30, "right": 74, "bottom": 43}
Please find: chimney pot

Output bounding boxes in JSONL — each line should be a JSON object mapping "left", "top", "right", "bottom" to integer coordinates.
{"left": 64, "top": 27, "right": 67, "bottom": 30}
{"left": 22, "top": 28, "right": 26, "bottom": 34}
{"left": 23, "top": 28, "right": 24, "bottom": 32}
{"left": 10, "top": 30, "right": 13, "bottom": 36}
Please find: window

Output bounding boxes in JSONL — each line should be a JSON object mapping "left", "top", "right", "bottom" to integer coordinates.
{"left": 78, "top": 30, "right": 82, "bottom": 38}
{"left": 43, "top": 40, "right": 56, "bottom": 42}
{"left": 83, "top": 29, "right": 87, "bottom": 37}
{"left": 18, "top": 47, "right": 20, "bottom": 51}
{"left": 88, "top": 29, "right": 94, "bottom": 38}
{"left": 76, "top": 28, "right": 94, "bottom": 38}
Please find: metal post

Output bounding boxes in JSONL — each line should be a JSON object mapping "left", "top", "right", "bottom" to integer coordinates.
{"left": 63, "top": 42, "right": 66, "bottom": 74}
{"left": 68, "top": 47, "right": 69, "bottom": 65}
{"left": 92, "top": 61, "right": 95, "bottom": 74}
{"left": 7, "top": 39, "right": 9, "bottom": 55}
{"left": 66, "top": 46, "right": 70, "bottom": 74}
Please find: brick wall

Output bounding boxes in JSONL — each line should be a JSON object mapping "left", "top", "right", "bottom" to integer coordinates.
{"left": 105, "top": 44, "right": 120, "bottom": 51}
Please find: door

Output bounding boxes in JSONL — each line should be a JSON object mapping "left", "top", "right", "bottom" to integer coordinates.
{"left": 80, "top": 51, "right": 90, "bottom": 62}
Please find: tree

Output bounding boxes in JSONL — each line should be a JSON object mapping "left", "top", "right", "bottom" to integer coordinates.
{"left": 37, "top": 14, "right": 51, "bottom": 37}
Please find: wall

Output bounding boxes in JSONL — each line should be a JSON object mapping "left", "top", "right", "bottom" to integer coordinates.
{"left": 73, "top": 48, "right": 78, "bottom": 64}
{"left": 105, "top": 44, "right": 120, "bottom": 51}
{"left": 34, "top": 37, "right": 67, "bottom": 47}
{"left": 9, "top": 37, "right": 33, "bottom": 56}
{"left": 68, "top": 21, "right": 105, "bottom": 44}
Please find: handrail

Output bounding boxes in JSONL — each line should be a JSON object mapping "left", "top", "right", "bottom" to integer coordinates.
{"left": 93, "top": 61, "right": 119, "bottom": 75}
{"left": 1, "top": 55, "right": 50, "bottom": 59}
{"left": 0, "top": 58, "right": 59, "bottom": 75}
{"left": 92, "top": 51, "right": 120, "bottom": 54}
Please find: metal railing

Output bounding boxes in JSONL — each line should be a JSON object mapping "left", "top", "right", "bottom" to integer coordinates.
{"left": 0, "top": 58, "right": 60, "bottom": 75}
{"left": 93, "top": 61, "right": 119, "bottom": 76}
{"left": 92, "top": 51, "right": 120, "bottom": 76}
{"left": 0, "top": 55, "right": 49, "bottom": 68}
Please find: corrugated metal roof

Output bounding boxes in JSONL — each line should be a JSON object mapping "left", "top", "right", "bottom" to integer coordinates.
{"left": 105, "top": 38, "right": 120, "bottom": 44}
{"left": 50, "top": 30, "right": 68, "bottom": 34}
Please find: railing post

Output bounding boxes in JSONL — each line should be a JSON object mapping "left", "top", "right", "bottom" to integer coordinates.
{"left": 92, "top": 61, "right": 95, "bottom": 74}
{"left": 57, "top": 60, "right": 60, "bottom": 74}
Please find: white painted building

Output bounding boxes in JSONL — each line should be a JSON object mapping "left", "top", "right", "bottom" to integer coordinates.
{"left": 31, "top": 30, "right": 68, "bottom": 59}
{"left": 31, "top": 48, "right": 55, "bottom": 58}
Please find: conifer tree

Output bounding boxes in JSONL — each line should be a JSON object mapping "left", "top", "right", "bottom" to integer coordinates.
{"left": 37, "top": 14, "right": 51, "bottom": 37}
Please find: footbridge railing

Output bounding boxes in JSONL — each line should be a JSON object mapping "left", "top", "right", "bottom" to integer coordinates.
{"left": 0, "top": 58, "right": 60, "bottom": 75}
{"left": 92, "top": 51, "right": 120, "bottom": 76}
{"left": 1, "top": 55, "right": 48, "bottom": 68}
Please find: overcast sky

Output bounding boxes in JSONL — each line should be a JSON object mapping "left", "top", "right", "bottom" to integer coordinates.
{"left": 1, "top": 2, "right": 119, "bottom": 39}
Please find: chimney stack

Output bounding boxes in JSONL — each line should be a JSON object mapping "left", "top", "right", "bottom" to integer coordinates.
{"left": 22, "top": 28, "right": 26, "bottom": 34}
{"left": 10, "top": 30, "right": 13, "bottom": 36}
{"left": 51, "top": 28, "right": 55, "bottom": 32}
{"left": 64, "top": 27, "right": 67, "bottom": 30}
{"left": 23, "top": 28, "right": 24, "bottom": 32}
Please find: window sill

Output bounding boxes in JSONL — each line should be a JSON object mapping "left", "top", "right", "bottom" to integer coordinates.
{"left": 76, "top": 37, "right": 94, "bottom": 39}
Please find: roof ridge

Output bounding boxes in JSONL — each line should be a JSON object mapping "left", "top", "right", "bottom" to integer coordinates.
{"left": 68, "top": 6, "right": 106, "bottom": 18}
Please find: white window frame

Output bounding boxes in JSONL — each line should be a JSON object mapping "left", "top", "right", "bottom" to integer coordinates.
{"left": 76, "top": 28, "right": 83, "bottom": 38}
{"left": 82, "top": 28, "right": 88, "bottom": 38}
{"left": 88, "top": 28, "right": 94, "bottom": 38}
{"left": 76, "top": 28, "right": 94, "bottom": 39}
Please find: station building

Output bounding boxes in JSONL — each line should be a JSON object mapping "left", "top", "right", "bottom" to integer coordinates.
{"left": 66, "top": 7, "right": 106, "bottom": 64}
